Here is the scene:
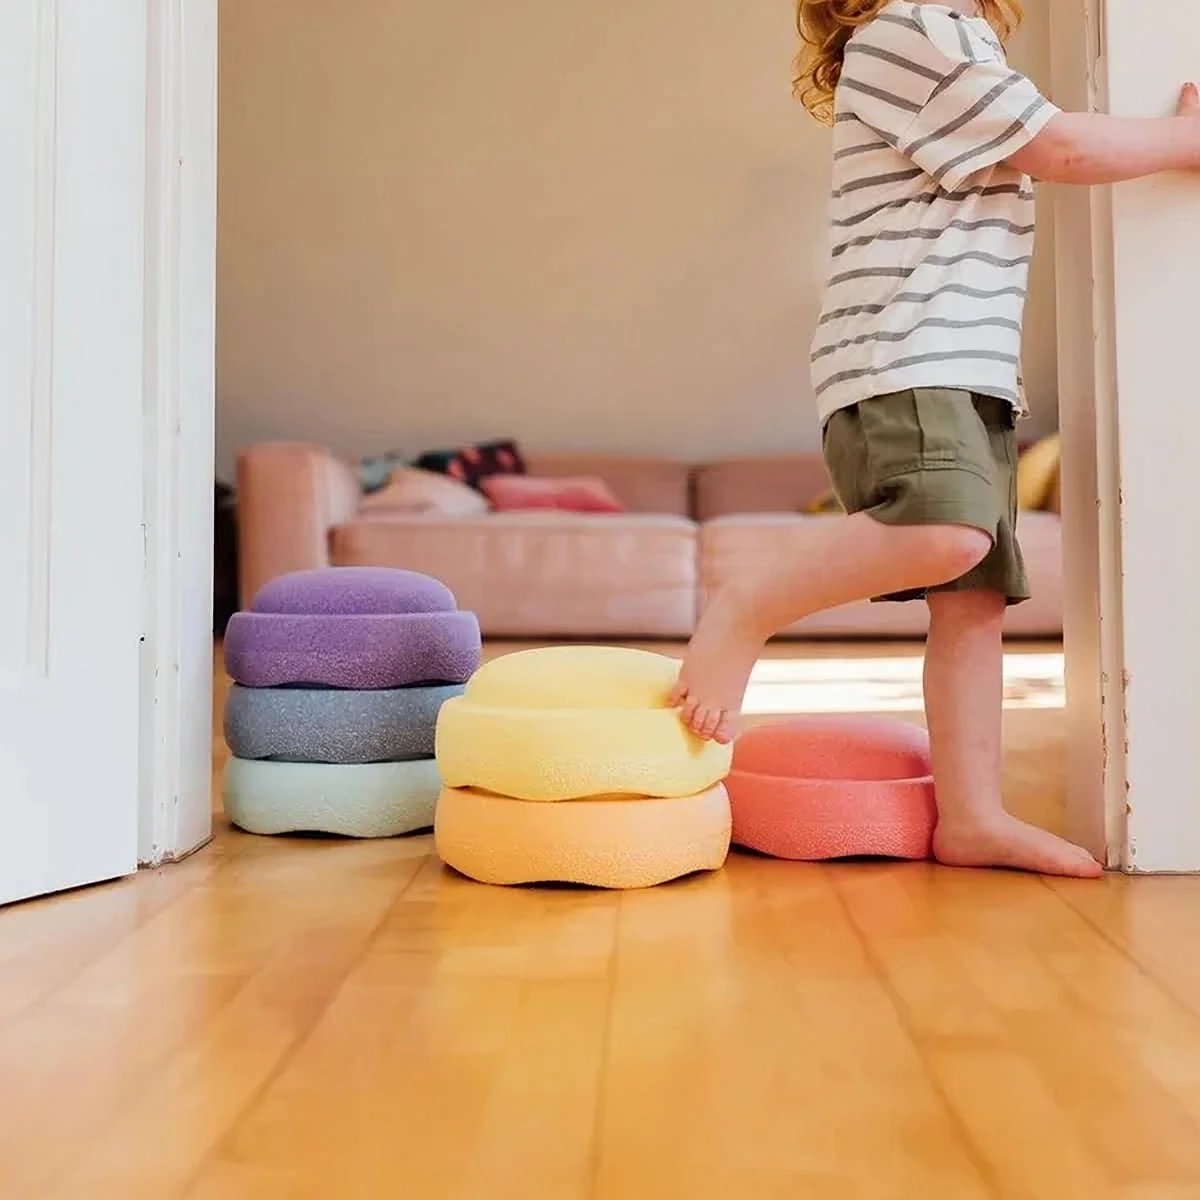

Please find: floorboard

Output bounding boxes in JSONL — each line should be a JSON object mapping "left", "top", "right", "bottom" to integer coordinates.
{"left": 2, "top": 639, "right": 1195, "bottom": 1198}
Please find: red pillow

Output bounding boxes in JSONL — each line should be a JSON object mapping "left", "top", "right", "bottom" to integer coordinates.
{"left": 481, "top": 475, "right": 626, "bottom": 513}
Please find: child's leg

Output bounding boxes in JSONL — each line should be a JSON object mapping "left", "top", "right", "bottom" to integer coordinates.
{"left": 671, "top": 510, "right": 991, "bottom": 742}
{"left": 923, "top": 590, "right": 1101, "bottom": 878}
{"left": 675, "top": 388, "right": 1007, "bottom": 742}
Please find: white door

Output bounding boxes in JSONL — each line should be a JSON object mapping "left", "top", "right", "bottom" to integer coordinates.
{"left": 0, "top": 2, "right": 147, "bottom": 904}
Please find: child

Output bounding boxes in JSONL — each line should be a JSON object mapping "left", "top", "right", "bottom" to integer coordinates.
{"left": 671, "top": 0, "right": 1200, "bottom": 877}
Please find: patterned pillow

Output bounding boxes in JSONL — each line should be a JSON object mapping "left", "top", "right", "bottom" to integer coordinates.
{"left": 414, "top": 440, "right": 525, "bottom": 489}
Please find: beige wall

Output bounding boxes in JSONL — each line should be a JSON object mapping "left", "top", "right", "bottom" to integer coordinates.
{"left": 217, "top": 0, "right": 1058, "bottom": 478}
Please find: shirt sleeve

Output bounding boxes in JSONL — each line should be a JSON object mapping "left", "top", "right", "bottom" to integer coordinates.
{"left": 838, "top": 5, "right": 1059, "bottom": 191}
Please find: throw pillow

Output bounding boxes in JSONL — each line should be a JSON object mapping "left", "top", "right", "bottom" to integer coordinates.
{"left": 481, "top": 475, "right": 626, "bottom": 514}
{"left": 414, "top": 439, "right": 526, "bottom": 489}
{"left": 1016, "top": 433, "right": 1062, "bottom": 511}
{"left": 802, "top": 488, "right": 845, "bottom": 515}
{"left": 359, "top": 468, "right": 489, "bottom": 516}
{"left": 359, "top": 448, "right": 408, "bottom": 493}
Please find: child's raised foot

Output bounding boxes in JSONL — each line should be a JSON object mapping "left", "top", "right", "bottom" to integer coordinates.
{"left": 933, "top": 813, "right": 1103, "bottom": 878}
{"left": 668, "top": 594, "right": 762, "bottom": 745}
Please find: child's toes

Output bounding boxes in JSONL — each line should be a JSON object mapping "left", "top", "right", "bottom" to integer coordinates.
{"left": 713, "top": 713, "right": 738, "bottom": 745}
{"left": 693, "top": 706, "right": 724, "bottom": 742}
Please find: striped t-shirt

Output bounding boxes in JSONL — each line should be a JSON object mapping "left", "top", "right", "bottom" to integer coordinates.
{"left": 811, "top": 1, "right": 1059, "bottom": 423}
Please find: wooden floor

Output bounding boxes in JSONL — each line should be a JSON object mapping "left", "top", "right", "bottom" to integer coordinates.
{"left": 6, "top": 643, "right": 1200, "bottom": 1198}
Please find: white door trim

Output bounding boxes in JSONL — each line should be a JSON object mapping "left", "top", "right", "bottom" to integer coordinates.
{"left": 138, "top": 0, "right": 218, "bottom": 866}
{"left": 1051, "top": 0, "right": 1126, "bottom": 868}
{"left": 1057, "top": 0, "right": 1200, "bottom": 873}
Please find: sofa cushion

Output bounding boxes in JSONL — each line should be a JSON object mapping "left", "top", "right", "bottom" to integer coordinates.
{"left": 332, "top": 512, "right": 698, "bottom": 638}
{"left": 699, "top": 511, "right": 1062, "bottom": 638}
{"left": 523, "top": 453, "right": 691, "bottom": 516}
{"left": 693, "top": 455, "right": 834, "bottom": 521}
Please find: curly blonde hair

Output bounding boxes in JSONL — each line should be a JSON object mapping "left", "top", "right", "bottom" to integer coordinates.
{"left": 794, "top": 0, "right": 1024, "bottom": 125}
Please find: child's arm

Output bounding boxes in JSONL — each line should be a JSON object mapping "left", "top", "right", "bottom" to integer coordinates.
{"left": 1008, "top": 83, "right": 1200, "bottom": 184}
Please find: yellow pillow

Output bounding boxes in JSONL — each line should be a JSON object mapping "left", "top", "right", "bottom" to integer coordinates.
{"left": 803, "top": 488, "right": 844, "bottom": 515}
{"left": 1016, "top": 433, "right": 1062, "bottom": 511}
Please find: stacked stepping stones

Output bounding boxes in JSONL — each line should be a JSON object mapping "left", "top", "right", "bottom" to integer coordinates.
{"left": 725, "top": 715, "right": 936, "bottom": 861}
{"left": 433, "top": 645, "right": 734, "bottom": 889}
{"left": 222, "top": 567, "right": 481, "bottom": 838}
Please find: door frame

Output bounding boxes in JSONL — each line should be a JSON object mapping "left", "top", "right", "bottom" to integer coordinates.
{"left": 1051, "top": 0, "right": 1125, "bottom": 866}
{"left": 138, "top": 0, "right": 1200, "bottom": 874}
{"left": 1056, "top": 0, "right": 1200, "bottom": 873}
{"left": 139, "top": 0, "right": 217, "bottom": 866}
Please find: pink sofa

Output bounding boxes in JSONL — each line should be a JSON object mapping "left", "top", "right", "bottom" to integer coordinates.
{"left": 236, "top": 443, "right": 1063, "bottom": 640}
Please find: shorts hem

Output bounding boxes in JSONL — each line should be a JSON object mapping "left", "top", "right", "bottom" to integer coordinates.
{"left": 869, "top": 588, "right": 1032, "bottom": 606}
{"left": 861, "top": 498, "right": 997, "bottom": 542}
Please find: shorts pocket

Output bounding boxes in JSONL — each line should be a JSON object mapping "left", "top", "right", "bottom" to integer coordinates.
{"left": 822, "top": 407, "right": 866, "bottom": 509}
{"left": 856, "top": 391, "right": 923, "bottom": 486}
{"left": 912, "top": 388, "right": 965, "bottom": 465}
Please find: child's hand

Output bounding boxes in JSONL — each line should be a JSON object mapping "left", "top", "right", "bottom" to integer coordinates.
{"left": 1177, "top": 84, "right": 1200, "bottom": 170}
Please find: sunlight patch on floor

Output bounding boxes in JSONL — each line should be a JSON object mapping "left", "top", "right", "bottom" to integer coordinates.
{"left": 743, "top": 652, "right": 1064, "bottom": 714}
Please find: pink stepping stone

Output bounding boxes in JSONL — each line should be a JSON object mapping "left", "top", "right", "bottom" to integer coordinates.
{"left": 727, "top": 715, "right": 936, "bottom": 861}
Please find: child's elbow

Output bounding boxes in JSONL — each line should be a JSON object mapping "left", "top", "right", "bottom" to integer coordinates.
{"left": 1006, "top": 117, "right": 1078, "bottom": 183}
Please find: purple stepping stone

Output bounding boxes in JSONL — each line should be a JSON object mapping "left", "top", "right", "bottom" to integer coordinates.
{"left": 224, "top": 567, "right": 481, "bottom": 689}
{"left": 253, "top": 567, "right": 456, "bottom": 617}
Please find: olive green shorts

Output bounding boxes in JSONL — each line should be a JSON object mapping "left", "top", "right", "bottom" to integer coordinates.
{"left": 821, "top": 388, "right": 1029, "bottom": 605}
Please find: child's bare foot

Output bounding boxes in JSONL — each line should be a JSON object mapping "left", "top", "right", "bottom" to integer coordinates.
{"left": 669, "top": 590, "right": 765, "bottom": 744}
{"left": 933, "top": 813, "right": 1103, "bottom": 878}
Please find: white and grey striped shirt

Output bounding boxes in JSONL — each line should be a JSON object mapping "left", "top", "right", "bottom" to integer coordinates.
{"left": 811, "top": 1, "right": 1058, "bottom": 423}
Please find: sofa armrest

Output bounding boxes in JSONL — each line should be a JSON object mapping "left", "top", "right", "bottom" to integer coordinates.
{"left": 235, "top": 441, "right": 361, "bottom": 604}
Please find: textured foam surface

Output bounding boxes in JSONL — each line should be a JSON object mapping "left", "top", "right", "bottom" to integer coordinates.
{"left": 224, "top": 682, "right": 464, "bottom": 764}
{"left": 435, "top": 784, "right": 732, "bottom": 888}
{"left": 435, "top": 645, "right": 732, "bottom": 802}
{"left": 224, "top": 756, "right": 442, "bottom": 838}
{"left": 251, "top": 566, "right": 458, "bottom": 616}
{"left": 726, "top": 716, "right": 936, "bottom": 861}
{"left": 224, "top": 611, "right": 481, "bottom": 688}
{"left": 226, "top": 566, "right": 481, "bottom": 688}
